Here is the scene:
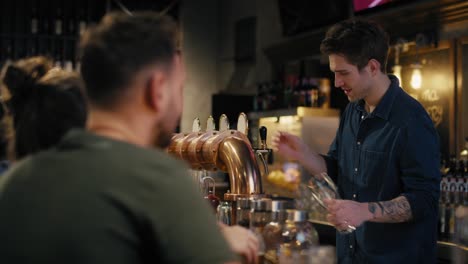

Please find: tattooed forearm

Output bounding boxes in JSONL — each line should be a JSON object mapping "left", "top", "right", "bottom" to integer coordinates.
{"left": 367, "top": 196, "right": 413, "bottom": 223}
{"left": 368, "top": 203, "right": 377, "bottom": 214}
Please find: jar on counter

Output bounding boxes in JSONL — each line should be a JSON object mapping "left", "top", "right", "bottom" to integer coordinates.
{"left": 236, "top": 197, "right": 251, "bottom": 228}
{"left": 250, "top": 198, "right": 272, "bottom": 262}
{"left": 263, "top": 200, "right": 291, "bottom": 264}
{"left": 279, "top": 210, "right": 319, "bottom": 264}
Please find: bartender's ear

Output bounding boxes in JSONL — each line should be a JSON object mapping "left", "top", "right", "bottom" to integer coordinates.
{"left": 145, "top": 70, "right": 168, "bottom": 112}
{"left": 368, "top": 59, "right": 381, "bottom": 77}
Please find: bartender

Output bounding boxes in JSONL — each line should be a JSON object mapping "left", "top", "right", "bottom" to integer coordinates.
{"left": 273, "top": 18, "right": 440, "bottom": 263}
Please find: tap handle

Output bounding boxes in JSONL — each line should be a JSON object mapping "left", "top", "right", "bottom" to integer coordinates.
{"left": 259, "top": 126, "right": 267, "bottom": 148}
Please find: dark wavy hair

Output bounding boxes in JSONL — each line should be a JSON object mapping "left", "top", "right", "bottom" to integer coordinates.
{"left": 320, "top": 19, "right": 389, "bottom": 72}
{"left": 0, "top": 56, "right": 88, "bottom": 160}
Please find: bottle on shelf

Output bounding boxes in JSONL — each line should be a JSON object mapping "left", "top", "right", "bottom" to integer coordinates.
{"left": 30, "top": 1, "right": 39, "bottom": 35}
{"left": 54, "top": 5, "right": 64, "bottom": 36}
{"left": 309, "top": 77, "right": 319, "bottom": 108}
{"left": 439, "top": 161, "right": 448, "bottom": 240}
{"left": 319, "top": 78, "right": 331, "bottom": 109}
{"left": 457, "top": 160, "right": 466, "bottom": 205}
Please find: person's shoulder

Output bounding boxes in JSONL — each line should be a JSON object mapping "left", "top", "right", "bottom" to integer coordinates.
{"left": 390, "top": 89, "right": 432, "bottom": 127}
{"left": 62, "top": 129, "right": 187, "bottom": 169}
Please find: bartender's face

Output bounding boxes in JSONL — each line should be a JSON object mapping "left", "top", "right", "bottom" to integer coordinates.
{"left": 155, "top": 54, "right": 186, "bottom": 148}
{"left": 329, "top": 54, "right": 372, "bottom": 102}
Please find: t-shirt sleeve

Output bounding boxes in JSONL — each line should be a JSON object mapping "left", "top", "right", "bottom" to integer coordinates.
{"left": 144, "top": 160, "right": 238, "bottom": 263}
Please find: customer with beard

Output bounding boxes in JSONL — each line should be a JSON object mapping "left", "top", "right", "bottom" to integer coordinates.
{"left": 0, "top": 13, "right": 257, "bottom": 264}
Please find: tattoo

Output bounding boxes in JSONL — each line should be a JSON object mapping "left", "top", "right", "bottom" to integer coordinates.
{"left": 368, "top": 203, "right": 377, "bottom": 214}
{"left": 376, "top": 202, "right": 385, "bottom": 215}
{"left": 380, "top": 196, "right": 413, "bottom": 222}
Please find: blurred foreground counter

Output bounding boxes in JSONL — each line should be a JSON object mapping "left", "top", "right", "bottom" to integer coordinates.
{"left": 310, "top": 220, "right": 468, "bottom": 264}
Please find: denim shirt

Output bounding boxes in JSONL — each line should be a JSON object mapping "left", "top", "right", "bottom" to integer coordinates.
{"left": 324, "top": 76, "right": 440, "bottom": 264}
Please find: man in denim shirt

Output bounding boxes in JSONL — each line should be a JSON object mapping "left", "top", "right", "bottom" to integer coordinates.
{"left": 274, "top": 19, "right": 440, "bottom": 263}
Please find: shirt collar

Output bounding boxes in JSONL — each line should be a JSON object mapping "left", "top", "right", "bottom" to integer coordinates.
{"left": 355, "top": 75, "right": 400, "bottom": 120}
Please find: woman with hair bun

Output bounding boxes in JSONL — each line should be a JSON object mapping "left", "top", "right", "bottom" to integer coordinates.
{"left": 0, "top": 56, "right": 87, "bottom": 162}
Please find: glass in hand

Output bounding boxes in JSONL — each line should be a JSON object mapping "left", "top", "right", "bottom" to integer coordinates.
{"left": 305, "top": 172, "right": 356, "bottom": 234}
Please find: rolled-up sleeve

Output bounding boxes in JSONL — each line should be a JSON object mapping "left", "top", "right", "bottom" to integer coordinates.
{"left": 399, "top": 114, "right": 440, "bottom": 222}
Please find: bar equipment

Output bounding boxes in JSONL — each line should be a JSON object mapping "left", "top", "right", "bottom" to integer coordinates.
{"left": 202, "top": 176, "right": 219, "bottom": 212}
{"left": 278, "top": 210, "right": 319, "bottom": 264}
{"left": 250, "top": 198, "right": 272, "bottom": 263}
{"left": 236, "top": 197, "right": 251, "bottom": 228}
{"left": 167, "top": 113, "right": 268, "bottom": 224}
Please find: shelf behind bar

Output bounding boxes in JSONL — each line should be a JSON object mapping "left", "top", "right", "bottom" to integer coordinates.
{"left": 248, "top": 107, "right": 340, "bottom": 120}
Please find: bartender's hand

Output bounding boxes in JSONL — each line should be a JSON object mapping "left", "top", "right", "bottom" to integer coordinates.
{"left": 272, "top": 132, "right": 310, "bottom": 162}
{"left": 324, "top": 199, "right": 372, "bottom": 231}
{"left": 272, "top": 131, "right": 327, "bottom": 177}
{"left": 218, "top": 223, "right": 259, "bottom": 264}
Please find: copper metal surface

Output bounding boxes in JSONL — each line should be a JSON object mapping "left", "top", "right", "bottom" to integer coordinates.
{"left": 168, "top": 129, "right": 264, "bottom": 199}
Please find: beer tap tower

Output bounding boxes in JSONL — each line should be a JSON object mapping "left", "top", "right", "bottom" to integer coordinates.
{"left": 167, "top": 113, "right": 271, "bottom": 224}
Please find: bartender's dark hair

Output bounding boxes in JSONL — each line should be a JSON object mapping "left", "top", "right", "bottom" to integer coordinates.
{"left": 79, "top": 12, "right": 181, "bottom": 108}
{"left": 320, "top": 19, "right": 389, "bottom": 73}
{"left": 0, "top": 56, "right": 87, "bottom": 160}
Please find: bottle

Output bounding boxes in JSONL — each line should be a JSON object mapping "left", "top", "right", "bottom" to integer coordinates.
{"left": 279, "top": 210, "right": 319, "bottom": 264}
{"left": 447, "top": 157, "right": 457, "bottom": 200}
{"left": 438, "top": 192, "right": 447, "bottom": 240}
{"left": 54, "top": 5, "right": 63, "bottom": 36}
{"left": 319, "top": 78, "right": 331, "bottom": 108}
{"left": 309, "top": 77, "right": 319, "bottom": 108}
{"left": 439, "top": 165, "right": 448, "bottom": 240}
{"left": 77, "top": 3, "right": 87, "bottom": 36}
{"left": 457, "top": 160, "right": 466, "bottom": 205}
{"left": 63, "top": 39, "right": 75, "bottom": 72}
{"left": 30, "top": 1, "right": 39, "bottom": 34}
{"left": 448, "top": 188, "right": 460, "bottom": 242}
{"left": 464, "top": 160, "right": 468, "bottom": 205}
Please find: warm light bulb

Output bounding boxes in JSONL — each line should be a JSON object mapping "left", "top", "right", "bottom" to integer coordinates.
{"left": 410, "top": 67, "right": 422, "bottom": 90}
{"left": 392, "top": 65, "right": 402, "bottom": 84}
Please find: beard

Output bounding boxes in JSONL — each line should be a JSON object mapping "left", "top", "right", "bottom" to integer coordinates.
{"left": 153, "top": 116, "right": 181, "bottom": 149}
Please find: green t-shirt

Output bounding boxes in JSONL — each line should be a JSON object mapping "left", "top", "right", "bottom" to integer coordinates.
{"left": 0, "top": 129, "right": 237, "bottom": 263}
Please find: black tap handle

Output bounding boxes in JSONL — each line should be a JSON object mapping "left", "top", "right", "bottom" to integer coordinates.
{"left": 259, "top": 126, "right": 267, "bottom": 141}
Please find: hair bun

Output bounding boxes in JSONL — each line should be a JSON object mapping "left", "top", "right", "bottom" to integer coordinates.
{"left": 2, "top": 57, "right": 53, "bottom": 111}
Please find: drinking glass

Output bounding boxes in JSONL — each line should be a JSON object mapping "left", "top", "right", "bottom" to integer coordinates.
{"left": 305, "top": 172, "right": 356, "bottom": 234}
